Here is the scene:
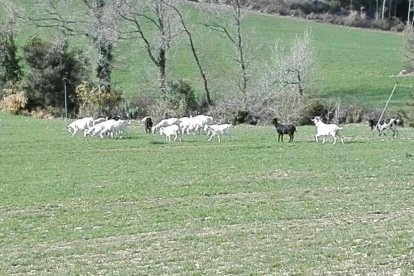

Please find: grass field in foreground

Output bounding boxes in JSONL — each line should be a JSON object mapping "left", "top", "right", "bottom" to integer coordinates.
{"left": 0, "top": 113, "right": 413, "bottom": 274}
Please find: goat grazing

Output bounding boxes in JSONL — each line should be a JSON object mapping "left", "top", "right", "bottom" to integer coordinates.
{"left": 105, "top": 120, "right": 131, "bottom": 138}
{"left": 160, "top": 124, "right": 181, "bottom": 142}
{"left": 67, "top": 116, "right": 93, "bottom": 137}
{"left": 84, "top": 119, "right": 116, "bottom": 138}
{"left": 152, "top": 118, "right": 181, "bottom": 134}
{"left": 271, "top": 118, "right": 296, "bottom": 142}
{"left": 311, "top": 116, "right": 344, "bottom": 144}
{"left": 204, "top": 124, "right": 232, "bottom": 142}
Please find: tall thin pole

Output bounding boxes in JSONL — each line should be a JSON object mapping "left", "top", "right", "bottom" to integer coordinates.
{"left": 373, "top": 83, "right": 397, "bottom": 135}
{"left": 64, "top": 79, "right": 68, "bottom": 120}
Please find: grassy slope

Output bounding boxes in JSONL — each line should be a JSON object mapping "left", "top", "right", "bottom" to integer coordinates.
{"left": 0, "top": 113, "right": 413, "bottom": 274}
{"left": 113, "top": 8, "right": 414, "bottom": 110}
{"left": 5, "top": 3, "right": 413, "bottom": 109}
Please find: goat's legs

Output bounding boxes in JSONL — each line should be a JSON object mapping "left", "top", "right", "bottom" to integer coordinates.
{"left": 392, "top": 128, "right": 398, "bottom": 138}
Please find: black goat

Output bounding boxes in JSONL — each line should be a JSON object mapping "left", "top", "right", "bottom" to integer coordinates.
{"left": 272, "top": 118, "right": 296, "bottom": 142}
{"left": 368, "top": 118, "right": 382, "bottom": 133}
{"left": 143, "top": 116, "right": 153, "bottom": 133}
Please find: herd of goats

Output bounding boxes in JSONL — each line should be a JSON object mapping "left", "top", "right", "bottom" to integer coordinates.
{"left": 66, "top": 114, "right": 401, "bottom": 144}
{"left": 67, "top": 114, "right": 232, "bottom": 142}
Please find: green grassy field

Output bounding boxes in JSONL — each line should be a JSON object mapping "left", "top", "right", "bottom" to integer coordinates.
{"left": 2, "top": 3, "right": 414, "bottom": 274}
{"left": 1, "top": 112, "right": 414, "bottom": 274}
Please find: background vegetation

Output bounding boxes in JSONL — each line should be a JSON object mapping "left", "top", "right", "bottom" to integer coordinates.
{"left": 1, "top": 1, "right": 414, "bottom": 123}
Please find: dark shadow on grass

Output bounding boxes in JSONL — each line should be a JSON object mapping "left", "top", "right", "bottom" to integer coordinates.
{"left": 246, "top": 145, "right": 273, "bottom": 149}
{"left": 344, "top": 139, "right": 368, "bottom": 144}
{"left": 178, "top": 139, "right": 200, "bottom": 143}
{"left": 149, "top": 141, "right": 166, "bottom": 145}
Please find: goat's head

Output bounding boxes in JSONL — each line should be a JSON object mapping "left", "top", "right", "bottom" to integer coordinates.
{"left": 311, "top": 116, "right": 322, "bottom": 124}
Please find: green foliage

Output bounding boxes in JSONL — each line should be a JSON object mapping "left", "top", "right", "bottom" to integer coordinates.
{"left": 300, "top": 96, "right": 327, "bottom": 124}
{"left": 23, "top": 36, "right": 89, "bottom": 113}
{"left": 0, "top": 34, "right": 22, "bottom": 84}
{"left": 233, "top": 110, "right": 259, "bottom": 125}
{"left": 167, "top": 80, "right": 199, "bottom": 116}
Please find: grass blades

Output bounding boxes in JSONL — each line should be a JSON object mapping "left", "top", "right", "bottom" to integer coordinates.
{"left": 1, "top": 113, "right": 413, "bottom": 274}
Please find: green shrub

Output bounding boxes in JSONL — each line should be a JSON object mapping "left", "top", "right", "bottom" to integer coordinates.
{"left": 233, "top": 110, "right": 258, "bottom": 125}
{"left": 22, "top": 36, "right": 89, "bottom": 112}
{"left": 75, "top": 82, "right": 122, "bottom": 117}
{"left": 167, "top": 80, "right": 199, "bottom": 117}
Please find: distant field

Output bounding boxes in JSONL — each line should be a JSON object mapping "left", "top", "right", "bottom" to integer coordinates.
{"left": 3, "top": 3, "right": 414, "bottom": 110}
{"left": 1, "top": 113, "right": 414, "bottom": 274}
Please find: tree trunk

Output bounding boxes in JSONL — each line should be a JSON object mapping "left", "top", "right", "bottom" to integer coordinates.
{"left": 167, "top": 2, "right": 212, "bottom": 106}
{"left": 96, "top": 40, "right": 112, "bottom": 91}
{"left": 158, "top": 48, "right": 167, "bottom": 96}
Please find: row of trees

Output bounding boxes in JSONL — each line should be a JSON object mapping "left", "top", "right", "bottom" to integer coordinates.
{"left": 228, "top": 0, "right": 411, "bottom": 22}
{"left": 1, "top": 0, "right": 317, "bottom": 123}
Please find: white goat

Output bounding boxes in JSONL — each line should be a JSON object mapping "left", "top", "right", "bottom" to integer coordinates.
{"left": 204, "top": 124, "right": 232, "bottom": 142}
{"left": 160, "top": 124, "right": 181, "bottom": 142}
{"left": 107, "top": 120, "right": 131, "bottom": 138}
{"left": 192, "top": 115, "right": 214, "bottom": 133}
{"left": 152, "top": 118, "right": 181, "bottom": 134}
{"left": 311, "top": 116, "right": 344, "bottom": 144}
{"left": 178, "top": 117, "right": 192, "bottom": 134}
{"left": 93, "top": 117, "right": 107, "bottom": 125}
{"left": 179, "top": 115, "right": 214, "bottom": 135}
{"left": 84, "top": 119, "right": 116, "bottom": 137}
{"left": 67, "top": 117, "right": 93, "bottom": 136}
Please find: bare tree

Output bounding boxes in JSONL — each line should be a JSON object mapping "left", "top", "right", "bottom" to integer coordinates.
{"left": 116, "top": 0, "right": 182, "bottom": 97}
{"left": 252, "top": 31, "right": 316, "bottom": 122}
{"left": 403, "top": 25, "right": 414, "bottom": 72}
{"left": 7, "top": 0, "right": 120, "bottom": 90}
{"left": 382, "top": 0, "right": 386, "bottom": 19}
{"left": 166, "top": 1, "right": 212, "bottom": 106}
{"left": 201, "top": 0, "right": 249, "bottom": 108}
